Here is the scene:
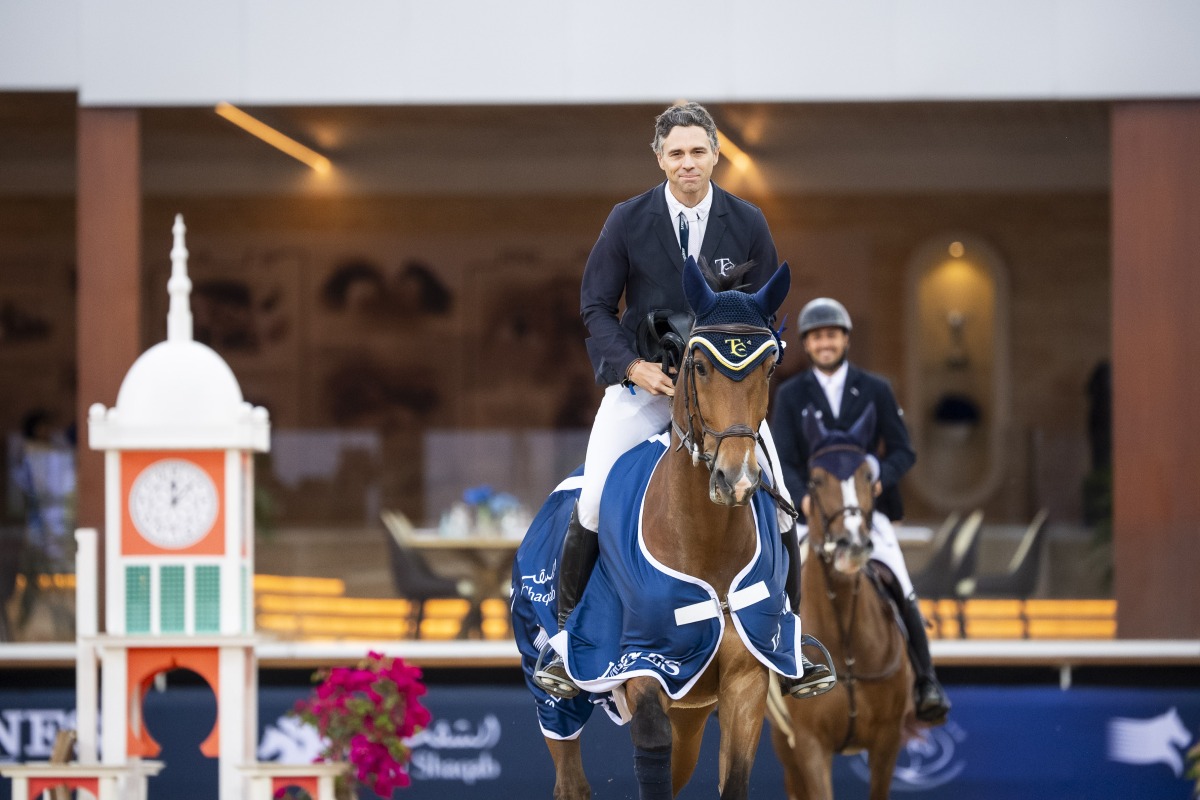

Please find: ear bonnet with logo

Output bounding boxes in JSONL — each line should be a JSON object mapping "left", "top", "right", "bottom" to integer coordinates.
{"left": 681, "top": 256, "right": 790, "bottom": 381}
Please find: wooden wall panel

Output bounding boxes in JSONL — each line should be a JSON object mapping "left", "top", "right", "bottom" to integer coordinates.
{"left": 76, "top": 109, "right": 141, "bottom": 532}
{"left": 1111, "top": 102, "right": 1200, "bottom": 638}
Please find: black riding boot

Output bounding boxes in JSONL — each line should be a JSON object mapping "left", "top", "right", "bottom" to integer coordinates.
{"left": 533, "top": 504, "right": 599, "bottom": 699}
{"left": 896, "top": 590, "right": 951, "bottom": 724}
{"left": 778, "top": 523, "right": 835, "bottom": 699}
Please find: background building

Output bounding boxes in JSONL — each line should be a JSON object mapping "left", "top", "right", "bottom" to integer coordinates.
{"left": 1, "top": 1, "right": 1198, "bottom": 641}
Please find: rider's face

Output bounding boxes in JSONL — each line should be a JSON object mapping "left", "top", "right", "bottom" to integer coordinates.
{"left": 657, "top": 125, "right": 718, "bottom": 207}
{"left": 803, "top": 327, "right": 850, "bottom": 374}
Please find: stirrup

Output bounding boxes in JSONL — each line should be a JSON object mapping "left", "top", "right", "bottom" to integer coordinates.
{"left": 788, "top": 634, "right": 837, "bottom": 699}
{"left": 533, "top": 643, "right": 580, "bottom": 699}
{"left": 915, "top": 679, "right": 951, "bottom": 724}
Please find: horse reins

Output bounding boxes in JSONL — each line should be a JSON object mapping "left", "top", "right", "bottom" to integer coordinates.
{"left": 670, "top": 323, "right": 797, "bottom": 521}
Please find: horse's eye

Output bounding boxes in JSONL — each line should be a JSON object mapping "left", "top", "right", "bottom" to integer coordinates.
{"left": 767, "top": 363, "right": 777, "bottom": 380}
{"left": 694, "top": 360, "right": 708, "bottom": 377}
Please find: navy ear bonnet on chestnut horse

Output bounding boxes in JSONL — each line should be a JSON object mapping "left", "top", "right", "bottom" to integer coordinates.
{"left": 801, "top": 403, "right": 876, "bottom": 480}
{"left": 682, "top": 256, "right": 791, "bottom": 381}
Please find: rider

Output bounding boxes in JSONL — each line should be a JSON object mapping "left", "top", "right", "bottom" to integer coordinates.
{"left": 533, "top": 101, "right": 834, "bottom": 700}
{"left": 770, "top": 297, "right": 952, "bottom": 723}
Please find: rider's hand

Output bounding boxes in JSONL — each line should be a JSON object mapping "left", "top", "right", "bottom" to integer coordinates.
{"left": 628, "top": 360, "right": 675, "bottom": 397}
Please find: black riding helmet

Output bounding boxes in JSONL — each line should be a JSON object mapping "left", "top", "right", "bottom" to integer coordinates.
{"left": 636, "top": 309, "right": 695, "bottom": 378}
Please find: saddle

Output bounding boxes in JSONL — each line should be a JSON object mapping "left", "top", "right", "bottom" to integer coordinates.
{"left": 864, "top": 562, "right": 908, "bottom": 641}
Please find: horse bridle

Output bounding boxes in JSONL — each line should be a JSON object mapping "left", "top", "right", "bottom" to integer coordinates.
{"left": 670, "top": 322, "right": 797, "bottom": 520}
{"left": 806, "top": 447, "right": 902, "bottom": 752}
{"left": 806, "top": 443, "right": 875, "bottom": 564}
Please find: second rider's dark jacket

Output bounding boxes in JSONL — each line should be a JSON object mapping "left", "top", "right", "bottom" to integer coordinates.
{"left": 771, "top": 363, "right": 917, "bottom": 522}
{"left": 580, "top": 181, "right": 779, "bottom": 386}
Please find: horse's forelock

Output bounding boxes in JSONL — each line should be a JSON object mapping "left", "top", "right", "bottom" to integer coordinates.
{"left": 698, "top": 257, "right": 755, "bottom": 292}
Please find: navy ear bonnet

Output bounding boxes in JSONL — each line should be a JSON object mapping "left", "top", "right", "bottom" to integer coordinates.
{"left": 682, "top": 257, "right": 790, "bottom": 382}
{"left": 801, "top": 404, "right": 875, "bottom": 481}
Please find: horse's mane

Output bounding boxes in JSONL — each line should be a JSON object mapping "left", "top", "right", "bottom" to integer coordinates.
{"left": 697, "top": 258, "right": 756, "bottom": 292}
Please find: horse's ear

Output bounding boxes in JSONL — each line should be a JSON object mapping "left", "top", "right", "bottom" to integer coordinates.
{"left": 847, "top": 404, "right": 877, "bottom": 450}
{"left": 801, "top": 403, "right": 827, "bottom": 446}
{"left": 752, "top": 262, "right": 791, "bottom": 318}
{"left": 683, "top": 256, "right": 716, "bottom": 316}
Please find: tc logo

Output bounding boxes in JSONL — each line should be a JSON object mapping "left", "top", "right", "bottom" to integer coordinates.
{"left": 714, "top": 258, "right": 736, "bottom": 276}
{"left": 724, "top": 338, "right": 748, "bottom": 357}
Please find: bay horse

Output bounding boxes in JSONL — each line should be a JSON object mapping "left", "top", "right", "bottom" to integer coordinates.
{"left": 767, "top": 406, "right": 914, "bottom": 800}
{"left": 513, "top": 256, "right": 801, "bottom": 800}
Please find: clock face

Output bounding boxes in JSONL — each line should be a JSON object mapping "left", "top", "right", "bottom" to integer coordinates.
{"left": 129, "top": 458, "right": 220, "bottom": 549}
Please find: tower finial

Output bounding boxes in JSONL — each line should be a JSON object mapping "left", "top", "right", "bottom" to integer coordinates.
{"left": 167, "top": 213, "right": 193, "bottom": 342}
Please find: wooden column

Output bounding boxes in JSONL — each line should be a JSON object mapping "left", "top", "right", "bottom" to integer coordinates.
{"left": 76, "top": 109, "right": 141, "bottom": 536}
{"left": 1111, "top": 102, "right": 1200, "bottom": 638}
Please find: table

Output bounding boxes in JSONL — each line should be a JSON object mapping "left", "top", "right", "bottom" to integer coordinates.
{"left": 382, "top": 511, "right": 522, "bottom": 639}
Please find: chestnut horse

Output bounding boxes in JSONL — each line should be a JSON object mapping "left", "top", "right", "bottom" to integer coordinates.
{"left": 768, "top": 407, "right": 914, "bottom": 800}
{"left": 519, "top": 257, "right": 801, "bottom": 800}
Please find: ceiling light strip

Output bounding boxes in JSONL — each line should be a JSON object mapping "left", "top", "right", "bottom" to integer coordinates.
{"left": 214, "top": 102, "right": 331, "bottom": 174}
{"left": 716, "top": 130, "right": 751, "bottom": 171}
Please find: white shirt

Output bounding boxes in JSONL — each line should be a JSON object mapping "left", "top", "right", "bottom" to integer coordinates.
{"left": 813, "top": 362, "right": 849, "bottom": 418}
{"left": 663, "top": 182, "right": 713, "bottom": 262}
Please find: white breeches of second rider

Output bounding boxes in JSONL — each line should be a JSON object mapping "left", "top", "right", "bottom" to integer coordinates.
{"left": 577, "top": 383, "right": 795, "bottom": 532}
{"left": 797, "top": 512, "right": 915, "bottom": 597}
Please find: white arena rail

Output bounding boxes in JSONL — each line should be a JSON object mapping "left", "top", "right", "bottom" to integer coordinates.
{"left": 3, "top": 638, "right": 1199, "bottom": 676}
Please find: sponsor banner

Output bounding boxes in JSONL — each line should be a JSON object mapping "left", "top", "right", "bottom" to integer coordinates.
{"left": 0, "top": 683, "right": 1197, "bottom": 799}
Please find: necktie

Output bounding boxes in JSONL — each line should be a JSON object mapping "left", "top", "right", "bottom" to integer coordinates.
{"left": 678, "top": 212, "right": 690, "bottom": 261}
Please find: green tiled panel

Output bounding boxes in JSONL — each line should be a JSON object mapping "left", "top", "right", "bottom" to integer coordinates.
{"left": 125, "top": 566, "right": 151, "bottom": 633}
{"left": 195, "top": 565, "right": 221, "bottom": 632}
{"left": 160, "top": 566, "right": 185, "bottom": 633}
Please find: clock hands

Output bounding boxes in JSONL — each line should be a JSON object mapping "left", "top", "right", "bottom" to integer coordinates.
{"left": 169, "top": 479, "right": 191, "bottom": 507}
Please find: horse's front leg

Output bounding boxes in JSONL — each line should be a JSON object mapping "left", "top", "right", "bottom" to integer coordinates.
{"left": 544, "top": 736, "right": 590, "bottom": 800}
{"left": 669, "top": 702, "right": 715, "bottom": 794}
{"left": 715, "top": 649, "right": 771, "bottom": 799}
{"left": 866, "top": 729, "right": 904, "bottom": 800}
{"left": 626, "top": 675, "right": 674, "bottom": 800}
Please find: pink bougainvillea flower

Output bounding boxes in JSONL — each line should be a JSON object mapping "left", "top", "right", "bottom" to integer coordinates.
{"left": 290, "top": 652, "right": 430, "bottom": 797}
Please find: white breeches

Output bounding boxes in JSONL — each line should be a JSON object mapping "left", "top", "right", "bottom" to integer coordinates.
{"left": 797, "top": 512, "right": 915, "bottom": 597}
{"left": 577, "top": 383, "right": 794, "bottom": 531}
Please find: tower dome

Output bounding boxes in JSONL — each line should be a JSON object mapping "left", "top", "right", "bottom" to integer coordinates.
{"left": 89, "top": 215, "right": 270, "bottom": 451}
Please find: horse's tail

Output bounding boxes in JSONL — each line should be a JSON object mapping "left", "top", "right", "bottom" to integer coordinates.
{"left": 765, "top": 672, "right": 796, "bottom": 748}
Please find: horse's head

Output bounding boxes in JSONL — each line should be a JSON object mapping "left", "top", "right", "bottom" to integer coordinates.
{"left": 676, "top": 257, "right": 790, "bottom": 506}
{"left": 802, "top": 405, "right": 877, "bottom": 574}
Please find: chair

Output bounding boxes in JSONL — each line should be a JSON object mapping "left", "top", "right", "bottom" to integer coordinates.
{"left": 380, "top": 511, "right": 472, "bottom": 638}
{"left": 911, "top": 510, "right": 984, "bottom": 637}
{"left": 956, "top": 508, "right": 1050, "bottom": 637}
{"left": 910, "top": 510, "right": 966, "bottom": 599}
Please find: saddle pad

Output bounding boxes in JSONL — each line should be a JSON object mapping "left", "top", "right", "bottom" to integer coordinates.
{"left": 510, "top": 468, "right": 623, "bottom": 739}
{"left": 559, "top": 435, "right": 802, "bottom": 700}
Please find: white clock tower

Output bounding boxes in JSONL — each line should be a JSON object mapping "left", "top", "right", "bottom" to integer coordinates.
{"left": 84, "top": 214, "right": 270, "bottom": 798}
